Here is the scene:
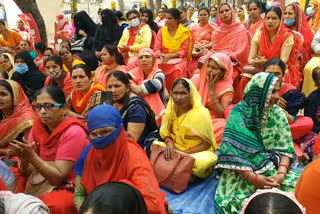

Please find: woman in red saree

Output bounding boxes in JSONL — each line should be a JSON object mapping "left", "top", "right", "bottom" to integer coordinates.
{"left": 54, "top": 14, "right": 71, "bottom": 44}
{"left": 284, "top": 3, "right": 314, "bottom": 62}
{"left": 73, "top": 105, "right": 167, "bottom": 214}
{"left": 128, "top": 48, "right": 165, "bottom": 126}
{"left": 192, "top": 53, "right": 234, "bottom": 145}
{"left": 67, "top": 64, "right": 105, "bottom": 118}
{"left": 8, "top": 86, "right": 89, "bottom": 214}
{"left": 211, "top": 3, "right": 250, "bottom": 69}
{"left": 190, "top": 7, "right": 216, "bottom": 76}
{"left": 93, "top": 45, "right": 128, "bottom": 88}
{"left": 246, "top": 0, "right": 264, "bottom": 37}
{"left": 0, "top": 80, "right": 35, "bottom": 156}
{"left": 154, "top": 8, "right": 193, "bottom": 93}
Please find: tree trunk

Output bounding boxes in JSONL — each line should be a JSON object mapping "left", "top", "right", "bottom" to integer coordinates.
{"left": 147, "top": 0, "right": 154, "bottom": 13}
{"left": 155, "top": 0, "right": 162, "bottom": 13}
{"left": 178, "top": 0, "right": 184, "bottom": 7}
{"left": 117, "top": 0, "right": 124, "bottom": 13}
{"left": 13, "top": 0, "right": 47, "bottom": 45}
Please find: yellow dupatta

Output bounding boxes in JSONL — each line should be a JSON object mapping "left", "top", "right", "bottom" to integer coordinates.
{"left": 161, "top": 24, "right": 193, "bottom": 61}
{"left": 160, "top": 78, "right": 217, "bottom": 151}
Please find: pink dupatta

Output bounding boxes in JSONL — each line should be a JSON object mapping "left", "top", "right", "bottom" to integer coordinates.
{"left": 211, "top": 3, "right": 250, "bottom": 67}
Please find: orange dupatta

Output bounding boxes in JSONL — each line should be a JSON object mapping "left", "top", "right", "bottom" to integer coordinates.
{"left": 70, "top": 84, "right": 106, "bottom": 115}
{"left": 191, "top": 23, "right": 216, "bottom": 45}
{"left": 94, "top": 65, "right": 129, "bottom": 88}
{"left": 0, "top": 80, "right": 36, "bottom": 146}
{"left": 128, "top": 48, "right": 165, "bottom": 123}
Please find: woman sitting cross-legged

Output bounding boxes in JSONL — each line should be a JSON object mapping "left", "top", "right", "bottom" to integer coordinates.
{"left": 73, "top": 105, "right": 167, "bottom": 214}
{"left": 106, "top": 71, "right": 158, "bottom": 154}
{"left": 8, "top": 86, "right": 89, "bottom": 214}
{"left": 214, "top": 72, "right": 300, "bottom": 214}
{"left": 154, "top": 78, "right": 218, "bottom": 179}
{"left": 67, "top": 64, "right": 105, "bottom": 118}
{"left": 192, "top": 53, "right": 234, "bottom": 145}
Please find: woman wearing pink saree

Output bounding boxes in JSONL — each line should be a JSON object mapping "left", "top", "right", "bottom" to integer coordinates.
{"left": 190, "top": 7, "right": 216, "bottom": 76}
{"left": 210, "top": 3, "right": 250, "bottom": 69}
{"left": 192, "top": 53, "right": 234, "bottom": 145}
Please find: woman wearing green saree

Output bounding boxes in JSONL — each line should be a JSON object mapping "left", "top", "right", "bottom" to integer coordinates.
{"left": 214, "top": 72, "right": 300, "bottom": 214}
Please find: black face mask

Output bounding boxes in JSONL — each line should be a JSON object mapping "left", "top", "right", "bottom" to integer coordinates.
{"left": 114, "top": 92, "right": 129, "bottom": 104}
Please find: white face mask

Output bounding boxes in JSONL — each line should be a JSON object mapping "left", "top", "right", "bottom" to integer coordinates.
{"left": 306, "top": 7, "right": 315, "bottom": 16}
{"left": 129, "top": 18, "right": 140, "bottom": 28}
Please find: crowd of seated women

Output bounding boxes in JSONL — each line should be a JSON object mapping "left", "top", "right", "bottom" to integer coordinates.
{"left": 1, "top": 2, "right": 320, "bottom": 214}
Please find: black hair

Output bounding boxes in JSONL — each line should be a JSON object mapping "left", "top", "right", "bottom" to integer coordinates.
{"left": 199, "top": 7, "right": 210, "bottom": 15}
{"left": 0, "top": 71, "right": 8, "bottom": 79}
{"left": 210, "top": 6, "right": 217, "bottom": 11}
{"left": 248, "top": 0, "right": 262, "bottom": 11}
{"left": 244, "top": 192, "right": 304, "bottom": 214}
{"left": 172, "top": 78, "right": 190, "bottom": 92}
{"left": 20, "top": 39, "right": 31, "bottom": 47}
{"left": 126, "top": 9, "right": 140, "bottom": 20}
{"left": 178, "top": 6, "right": 187, "bottom": 12}
{"left": 0, "top": 20, "right": 5, "bottom": 26}
{"left": 219, "top": 2, "right": 231, "bottom": 10}
{"left": 159, "top": 7, "right": 167, "bottom": 12}
{"left": 59, "top": 47, "right": 72, "bottom": 56}
{"left": 161, "top": 4, "right": 168, "bottom": 10}
{"left": 44, "top": 55, "right": 63, "bottom": 68}
{"left": 71, "top": 64, "right": 92, "bottom": 79}
{"left": 34, "top": 42, "right": 47, "bottom": 54}
{"left": 115, "top": 10, "right": 126, "bottom": 21}
{"left": 0, "top": 54, "right": 11, "bottom": 61}
{"left": 44, "top": 47, "right": 54, "bottom": 55}
{"left": 264, "top": 58, "right": 286, "bottom": 75}
{"left": 102, "top": 45, "right": 125, "bottom": 65}
{"left": 60, "top": 40, "right": 71, "bottom": 50}
{"left": 187, "top": 5, "right": 194, "bottom": 10}
{"left": 167, "top": 8, "right": 181, "bottom": 21}
{"left": 265, "top": 6, "right": 282, "bottom": 20}
{"left": 107, "top": 70, "right": 130, "bottom": 86}
{"left": 0, "top": 79, "right": 13, "bottom": 97}
{"left": 312, "top": 66, "right": 320, "bottom": 86}
{"left": 34, "top": 86, "right": 66, "bottom": 104}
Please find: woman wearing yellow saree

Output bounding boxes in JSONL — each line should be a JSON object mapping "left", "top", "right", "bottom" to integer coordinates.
{"left": 155, "top": 78, "right": 217, "bottom": 178}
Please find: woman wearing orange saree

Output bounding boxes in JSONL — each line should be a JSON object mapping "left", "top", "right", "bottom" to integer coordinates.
{"left": 154, "top": 8, "right": 193, "bottom": 93}
{"left": 307, "top": 0, "right": 320, "bottom": 33}
{"left": 210, "top": 3, "right": 250, "bottom": 69}
{"left": 190, "top": 7, "right": 216, "bottom": 76}
{"left": 67, "top": 64, "right": 105, "bottom": 118}
{"left": 284, "top": 3, "right": 314, "bottom": 63}
{"left": 0, "top": 80, "right": 35, "bottom": 156}
{"left": 192, "top": 53, "right": 233, "bottom": 145}
{"left": 246, "top": 0, "right": 264, "bottom": 37}
{"left": 128, "top": 48, "right": 165, "bottom": 126}
{"left": 93, "top": 45, "right": 128, "bottom": 88}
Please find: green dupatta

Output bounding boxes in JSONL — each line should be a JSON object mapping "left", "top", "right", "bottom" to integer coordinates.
{"left": 216, "top": 72, "right": 295, "bottom": 173}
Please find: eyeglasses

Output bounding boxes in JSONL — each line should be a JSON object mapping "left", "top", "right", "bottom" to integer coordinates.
{"left": 32, "top": 103, "right": 63, "bottom": 112}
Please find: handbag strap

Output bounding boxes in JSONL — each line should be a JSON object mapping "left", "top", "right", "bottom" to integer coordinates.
{"left": 157, "top": 154, "right": 184, "bottom": 184}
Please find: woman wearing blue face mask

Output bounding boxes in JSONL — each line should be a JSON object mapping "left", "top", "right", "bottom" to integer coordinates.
{"left": 284, "top": 3, "right": 314, "bottom": 62}
{"left": 11, "top": 51, "right": 45, "bottom": 102}
{"left": 73, "top": 105, "right": 167, "bottom": 214}
{"left": 118, "top": 9, "right": 152, "bottom": 70}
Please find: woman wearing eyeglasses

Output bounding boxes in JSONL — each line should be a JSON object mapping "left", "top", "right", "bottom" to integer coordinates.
{"left": 0, "top": 79, "right": 36, "bottom": 156}
{"left": 8, "top": 86, "right": 89, "bottom": 214}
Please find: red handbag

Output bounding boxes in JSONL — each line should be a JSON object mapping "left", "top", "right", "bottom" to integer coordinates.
{"left": 150, "top": 144, "right": 195, "bottom": 194}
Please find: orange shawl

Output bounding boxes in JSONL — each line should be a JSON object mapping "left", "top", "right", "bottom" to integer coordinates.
{"left": 0, "top": 80, "right": 36, "bottom": 146}
{"left": 308, "top": 0, "right": 320, "bottom": 33}
{"left": 128, "top": 48, "right": 165, "bottom": 123}
{"left": 191, "top": 23, "right": 216, "bottom": 44}
{"left": 247, "top": 19, "right": 264, "bottom": 37}
{"left": 69, "top": 84, "right": 106, "bottom": 115}
{"left": 211, "top": 3, "right": 250, "bottom": 67}
{"left": 94, "top": 64, "right": 129, "bottom": 88}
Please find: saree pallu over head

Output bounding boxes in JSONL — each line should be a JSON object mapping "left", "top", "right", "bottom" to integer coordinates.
{"left": 161, "top": 24, "right": 193, "bottom": 61}
{"left": 289, "top": 3, "right": 314, "bottom": 61}
{"left": 0, "top": 80, "right": 36, "bottom": 146}
{"left": 1, "top": 53, "right": 15, "bottom": 78}
{"left": 68, "top": 84, "right": 106, "bottom": 115}
{"left": 308, "top": 0, "right": 320, "bottom": 33}
{"left": 129, "top": 48, "right": 165, "bottom": 121}
{"left": 196, "top": 53, "right": 234, "bottom": 107}
{"left": 160, "top": 78, "right": 217, "bottom": 150}
{"left": 32, "top": 117, "right": 88, "bottom": 161}
{"left": 211, "top": 3, "right": 250, "bottom": 67}
{"left": 216, "top": 72, "right": 295, "bottom": 173}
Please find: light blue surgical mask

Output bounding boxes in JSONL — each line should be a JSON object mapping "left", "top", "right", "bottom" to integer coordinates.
{"left": 15, "top": 64, "right": 29, "bottom": 74}
{"left": 129, "top": 18, "right": 140, "bottom": 28}
{"left": 284, "top": 18, "right": 295, "bottom": 27}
